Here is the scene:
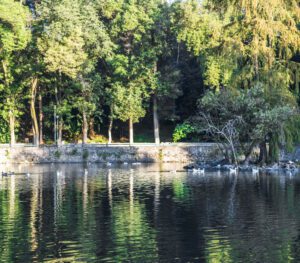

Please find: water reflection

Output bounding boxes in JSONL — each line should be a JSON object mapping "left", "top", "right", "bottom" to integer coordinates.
{"left": 0, "top": 164, "right": 300, "bottom": 262}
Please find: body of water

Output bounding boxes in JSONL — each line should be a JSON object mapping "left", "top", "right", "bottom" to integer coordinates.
{"left": 0, "top": 163, "right": 299, "bottom": 262}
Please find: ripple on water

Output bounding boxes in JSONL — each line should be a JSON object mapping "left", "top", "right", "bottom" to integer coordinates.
{"left": 0, "top": 164, "right": 300, "bottom": 262}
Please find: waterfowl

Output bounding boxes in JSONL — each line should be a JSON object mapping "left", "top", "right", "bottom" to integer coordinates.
{"left": 193, "top": 168, "right": 205, "bottom": 174}
{"left": 2, "top": 171, "right": 14, "bottom": 176}
{"left": 229, "top": 167, "right": 238, "bottom": 174}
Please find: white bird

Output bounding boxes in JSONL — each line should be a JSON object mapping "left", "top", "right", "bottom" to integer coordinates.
{"left": 252, "top": 167, "right": 259, "bottom": 174}
{"left": 132, "top": 162, "right": 141, "bottom": 165}
{"left": 193, "top": 168, "right": 205, "bottom": 174}
{"left": 123, "top": 162, "right": 128, "bottom": 165}
{"left": 229, "top": 167, "right": 238, "bottom": 174}
{"left": 216, "top": 164, "right": 221, "bottom": 169}
{"left": 107, "top": 162, "right": 112, "bottom": 166}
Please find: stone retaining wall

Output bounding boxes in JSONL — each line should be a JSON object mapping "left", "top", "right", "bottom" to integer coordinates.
{"left": 0, "top": 143, "right": 221, "bottom": 164}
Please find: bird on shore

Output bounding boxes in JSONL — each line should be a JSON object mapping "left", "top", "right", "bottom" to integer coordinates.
{"left": 107, "top": 162, "right": 112, "bottom": 166}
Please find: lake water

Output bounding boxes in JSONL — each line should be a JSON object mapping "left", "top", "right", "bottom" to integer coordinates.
{"left": 0, "top": 163, "right": 300, "bottom": 262}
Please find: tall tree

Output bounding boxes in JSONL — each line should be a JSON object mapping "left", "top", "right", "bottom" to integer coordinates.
{"left": 102, "top": 0, "right": 159, "bottom": 144}
{"left": 0, "top": 0, "right": 31, "bottom": 145}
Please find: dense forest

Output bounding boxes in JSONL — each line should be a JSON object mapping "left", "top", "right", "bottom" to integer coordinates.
{"left": 0, "top": 0, "right": 300, "bottom": 163}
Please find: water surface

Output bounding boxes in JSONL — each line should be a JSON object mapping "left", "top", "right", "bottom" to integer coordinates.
{"left": 0, "top": 163, "right": 300, "bottom": 262}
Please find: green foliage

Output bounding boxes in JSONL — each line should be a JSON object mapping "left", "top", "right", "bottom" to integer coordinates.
{"left": 54, "top": 150, "right": 61, "bottom": 159}
{"left": 174, "top": 0, "right": 300, "bottom": 89}
{"left": 173, "top": 123, "right": 195, "bottom": 142}
{"left": 0, "top": 117, "right": 9, "bottom": 143}
{"left": 190, "top": 85, "right": 296, "bottom": 163}
{"left": 0, "top": 0, "right": 31, "bottom": 55}
{"left": 82, "top": 149, "right": 89, "bottom": 160}
{"left": 88, "top": 135, "right": 108, "bottom": 143}
{"left": 0, "top": 0, "right": 299, "bottom": 149}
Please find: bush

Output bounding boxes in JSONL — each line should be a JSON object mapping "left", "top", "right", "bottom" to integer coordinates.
{"left": 88, "top": 135, "right": 108, "bottom": 143}
{"left": 173, "top": 123, "right": 195, "bottom": 142}
{"left": 82, "top": 150, "right": 89, "bottom": 160}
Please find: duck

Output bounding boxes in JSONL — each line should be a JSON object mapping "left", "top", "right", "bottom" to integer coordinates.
{"left": 2, "top": 171, "right": 14, "bottom": 176}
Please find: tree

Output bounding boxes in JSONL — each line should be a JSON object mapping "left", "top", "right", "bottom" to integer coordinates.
{"left": 175, "top": 85, "right": 296, "bottom": 164}
{"left": 102, "top": 0, "right": 159, "bottom": 144}
{"left": 0, "top": 0, "right": 31, "bottom": 145}
{"left": 173, "top": 0, "right": 300, "bottom": 160}
{"left": 37, "top": 0, "right": 112, "bottom": 144}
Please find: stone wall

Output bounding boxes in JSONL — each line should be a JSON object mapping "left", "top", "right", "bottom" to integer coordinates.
{"left": 0, "top": 143, "right": 221, "bottom": 164}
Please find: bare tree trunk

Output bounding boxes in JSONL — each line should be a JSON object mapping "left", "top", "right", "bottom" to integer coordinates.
{"left": 38, "top": 93, "right": 44, "bottom": 145}
{"left": 108, "top": 117, "right": 113, "bottom": 144}
{"left": 153, "top": 94, "right": 160, "bottom": 144}
{"left": 57, "top": 71, "right": 63, "bottom": 146}
{"left": 9, "top": 111, "right": 15, "bottom": 146}
{"left": 30, "top": 77, "right": 39, "bottom": 146}
{"left": 58, "top": 120, "right": 63, "bottom": 145}
{"left": 88, "top": 117, "right": 95, "bottom": 139}
{"left": 229, "top": 141, "right": 238, "bottom": 166}
{"left": 82, "top": 111, "right": 88, "bottom": 144}
{"left": 129, "top": 118, "right": 134, "bottom": 144}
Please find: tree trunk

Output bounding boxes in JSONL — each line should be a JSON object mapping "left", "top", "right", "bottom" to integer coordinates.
{"left": 295, "top": 68, "right": 299, "bottom": 94}
{"left": 258, "top": 141, "right": 268, "bottom": 165}
{"left": 30, "top": 77, "right": 39, "bottom": 146}
{"left": 108, "top": 117, "right": 113, "bottom": 144}
{"left": 230, "top": 141, "right": 238, "bottom": 166}
{"left": 129, "top": 118, "right": 134, "bottom": 144}
{"left": 243, "top": 141, "right": 257, "bottom": 165}
{"left": 254, "top": 52, "right": 259, "bottom": 82}
{"left": 82, "top": 111, "right": 88, "bottom": 144}
{"left": 88, "top": 117, "right": 95, "bottom": 139}
{"left": 56, "top": 71, "right": 63, "bottom": 146}
{"left": 38, "top": 93, "right": 44, "bottom": 145}
{"left": 58, "top": 120, "right": 63, "bottom": 145}
{"left": 153, "top": 94, "right": 160, "bottom": 144}
{"left": 9, "top": 110, "right": 15, "bottom": 146}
